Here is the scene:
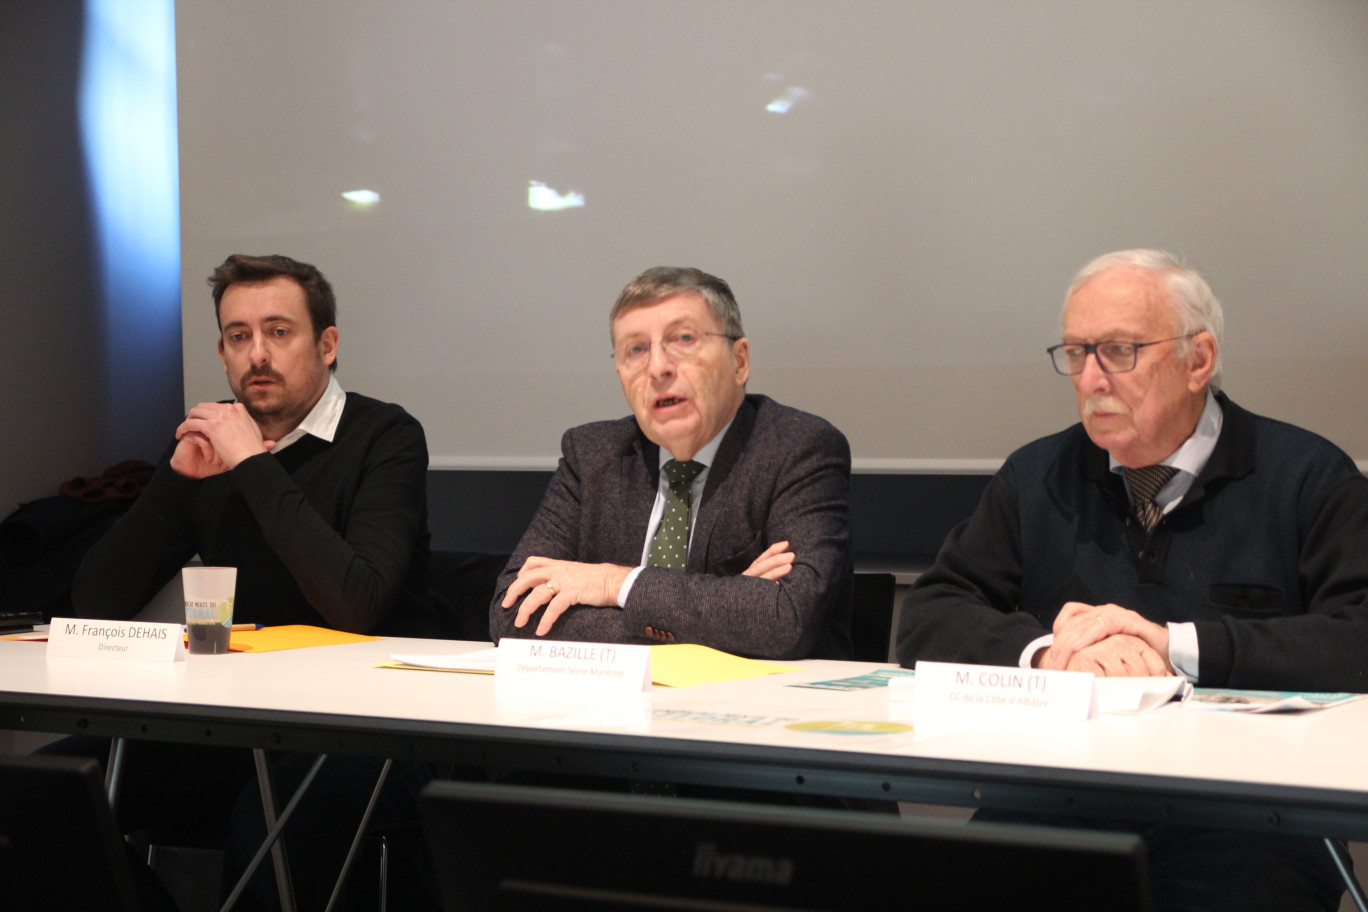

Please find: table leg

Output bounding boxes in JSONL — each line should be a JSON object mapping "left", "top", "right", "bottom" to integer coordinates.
{"left": 1327, "top": 838, "right": 1367, "bottom": 912}
{"left": 221, "top": 752, "right": 328, "bottom": 912}
{"left": 103, "top": 736, "right": 128, "bottom": 814}
{"left": 324, "top": 758, "right": 392, "bottom": 912}
{"left": 254, "top": 748, "right": 298, "bottom": 912}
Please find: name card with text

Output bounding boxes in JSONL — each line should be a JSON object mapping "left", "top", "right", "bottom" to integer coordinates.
{"left": 912, "top": 661, "right": 1095, "bottom": 722}
{"left": 495, "top": 639, "right": 650, "bottom": 693}
{"left": 47, "top": 618, "right": 185, "bottom": 663}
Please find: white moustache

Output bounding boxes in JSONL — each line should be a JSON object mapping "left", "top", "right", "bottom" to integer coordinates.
{"left": 1084, "top": 397, "right": 1129, "bottom": 417}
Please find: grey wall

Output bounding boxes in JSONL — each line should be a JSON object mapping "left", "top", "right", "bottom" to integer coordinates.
{"left": 0, "top": 0, "right": 98, "bottom": 758}
{"left": 0, "top": 1, "right": 184, "bottom": 519}
{"left": 0, "top": 2, "right": 105, "bottom": 515}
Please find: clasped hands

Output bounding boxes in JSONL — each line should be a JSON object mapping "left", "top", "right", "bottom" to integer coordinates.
{"left": 501, "top": 541, "right": 796, "bottom": 636}
{"left": 170, "top": 402, "right": 274, "bottom": 479}
{"left": 1032, "top": 602, "right": 1175, "bottom": 677}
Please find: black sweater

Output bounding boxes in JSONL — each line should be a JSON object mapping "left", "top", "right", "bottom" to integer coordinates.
{"left": 897, "top": 394, "right": 1368, "bottom": 692}
{"left": 74, "top": 393, "right": 444, "bottom": 637}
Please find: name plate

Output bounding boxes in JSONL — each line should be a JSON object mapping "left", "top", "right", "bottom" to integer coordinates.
{"left": 47, "top": 618, "right": 185, "bottom": 663}
{"left": 495, "top": 639, "right": 650, "bottom": 693}
{"left": 912, "top": 661, "right": 1094, "bottom": 721}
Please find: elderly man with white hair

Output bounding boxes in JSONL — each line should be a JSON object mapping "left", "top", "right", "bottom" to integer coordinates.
{"left": 898, "top": 249, "right": 1368, "bottom": 912}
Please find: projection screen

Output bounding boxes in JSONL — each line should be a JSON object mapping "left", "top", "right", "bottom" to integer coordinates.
{"left": 176, "top": 0, "right": 1368, "bottom": 471}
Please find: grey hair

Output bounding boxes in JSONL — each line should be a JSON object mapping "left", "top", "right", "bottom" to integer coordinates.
{"left": 610, "top": 266, "right": 745, "bottom": 344}
{"left": 1063, "top": 249, "right": 1224, "bottom": 391}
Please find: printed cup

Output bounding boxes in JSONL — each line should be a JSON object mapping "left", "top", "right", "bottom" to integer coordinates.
{"left": 182, "top": 566, "right": 237, "bottom": 655}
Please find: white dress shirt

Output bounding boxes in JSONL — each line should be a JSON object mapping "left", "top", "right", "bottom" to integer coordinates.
{"left": 615, "top": 416, "right": 735, "bottom": 606}
{"left": 266, "top": 375, "right": 345, "bottom": 453}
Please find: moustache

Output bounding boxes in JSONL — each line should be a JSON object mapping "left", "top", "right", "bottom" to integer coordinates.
{"left": 241, "top": 366, "right": 285, "bottom": 387}
{"left": 1083, "top": 396, "right": 1129, "bottom": 417}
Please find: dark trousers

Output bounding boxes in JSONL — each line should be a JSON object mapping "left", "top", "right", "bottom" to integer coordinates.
{"left": 973, "top": 809, "right": 1347, "bottom": 912}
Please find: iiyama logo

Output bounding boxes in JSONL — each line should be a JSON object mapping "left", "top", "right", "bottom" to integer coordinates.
{"left": 692, "top": 841, "right": 794, "bottom": 886}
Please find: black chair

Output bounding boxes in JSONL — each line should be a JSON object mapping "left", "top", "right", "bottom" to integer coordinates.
{"left": 427, "top": 550, "right": 509, "bottom": 641}
{"left": 850, "top": 572, "right": 896, "bottom": 662}
{"left": 0, "top": 754, "right": 143, "bottom": 912}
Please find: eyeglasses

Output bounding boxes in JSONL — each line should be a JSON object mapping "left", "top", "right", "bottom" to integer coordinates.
{"left": 1047, "top": 334, "right": 1195, "bottom": 376}
{"left": 612, "top": 330, "right": 739, "bottom": 371}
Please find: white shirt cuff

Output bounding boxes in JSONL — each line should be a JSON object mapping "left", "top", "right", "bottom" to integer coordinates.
{"left": 1167, "top": 621, "right": 1199, "bottom": 682}
{"left": 617, "top": 566, "right": 644, "bottom": 607}
{"left": 1020, "top": 634, "right": 1053, "bottom": 669}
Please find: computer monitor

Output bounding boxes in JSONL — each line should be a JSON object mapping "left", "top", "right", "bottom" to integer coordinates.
{"left": 0, "top": 754, "right": 142, "bottom": 912}
{"left": 422, "top": 781, "right": 1154, "bottom": 911}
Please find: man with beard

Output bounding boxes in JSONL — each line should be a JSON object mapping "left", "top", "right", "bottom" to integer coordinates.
{"left": 69, "top": 254, "right": 444, "bottom": 911}
{"left": 75, "top": 253, "right": 439, "bottom": 637}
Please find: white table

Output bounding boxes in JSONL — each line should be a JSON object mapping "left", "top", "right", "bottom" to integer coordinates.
{"left": 3, "top": 637, "right": 1367, "bottom": 844}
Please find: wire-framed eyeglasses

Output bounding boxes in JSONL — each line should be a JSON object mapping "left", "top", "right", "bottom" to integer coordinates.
{"left": 612, "top": 330, "right": 739, "bottom": 371}
{"left": 1047, "top": 334, "right": 1195, "bottom": 375}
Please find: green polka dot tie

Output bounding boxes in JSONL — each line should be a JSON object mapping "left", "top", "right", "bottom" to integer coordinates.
{"left": 647, "top": 459, "right": 705, "bottom": 571}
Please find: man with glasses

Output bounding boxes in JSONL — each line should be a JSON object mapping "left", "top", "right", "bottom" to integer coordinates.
{"left": 491, "top": 266, "right": 852, "bottom": 660}
{"left": 897, "top": 248, "right": 1368, "bottom": 911}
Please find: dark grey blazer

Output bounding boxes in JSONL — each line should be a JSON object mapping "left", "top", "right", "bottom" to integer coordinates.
{"left": 490, "top": 394, "right": 853, "bottom": 660}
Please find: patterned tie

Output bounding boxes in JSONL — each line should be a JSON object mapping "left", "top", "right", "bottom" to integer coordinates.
{"left": 647, "top": 459, "right": 705, "bottom": 570}
{"left": 1126, "top": 464, "right": 1177, "bottom": 532}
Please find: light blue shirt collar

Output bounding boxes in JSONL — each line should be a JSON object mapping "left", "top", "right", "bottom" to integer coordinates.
{"left": 652, "top": 415, "right": 735, "bottom": 474}
{"left": 1110, "top": 388, "right": 1222, "bottom": 511}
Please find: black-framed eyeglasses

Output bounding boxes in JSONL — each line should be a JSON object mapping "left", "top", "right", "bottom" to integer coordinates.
{"left": 612, "top": 330, "right": 740, "bottom": 371}
{"left": 1047, "top": 334, "right": 1196, "bottom": 376}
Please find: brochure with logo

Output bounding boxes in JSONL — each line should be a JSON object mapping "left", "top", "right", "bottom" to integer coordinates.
{"left": 1182, "top": 688, "right": 1366, "bottom": 713}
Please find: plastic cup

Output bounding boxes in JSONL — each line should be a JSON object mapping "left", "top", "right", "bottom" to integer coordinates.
{"left": 182, "top": 566, "right": 237, "bottom": 655}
